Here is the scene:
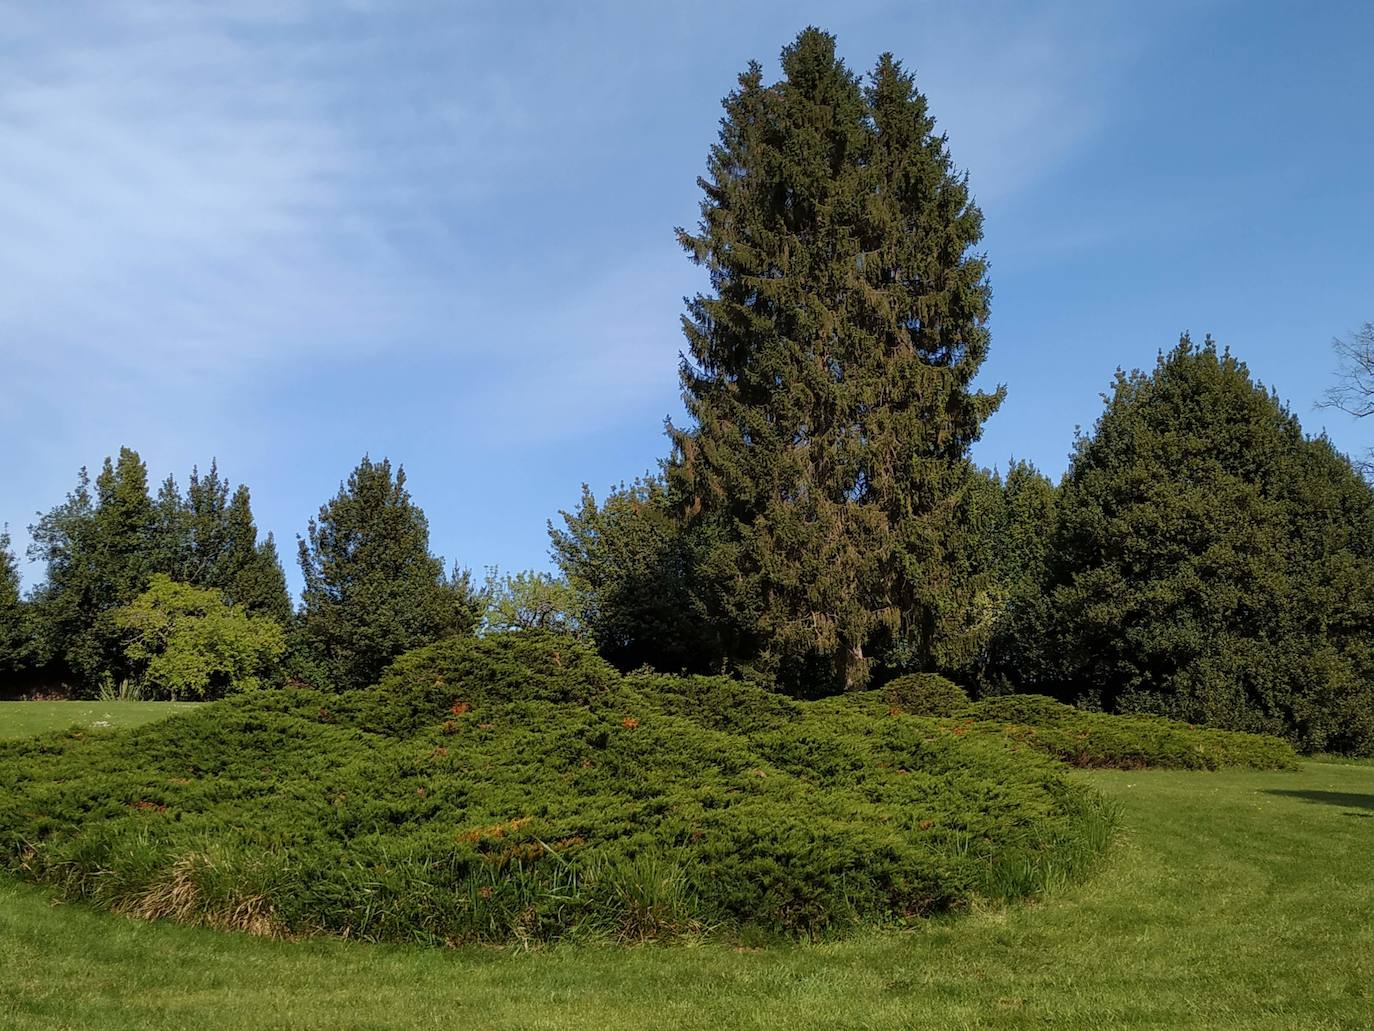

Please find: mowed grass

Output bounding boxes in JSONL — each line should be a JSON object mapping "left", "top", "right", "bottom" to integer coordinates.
{"left": 0, "top": 700, "right": 196, "bottom": 739}
{"left": 0, "top": 691, "right": 1369, "bottom": 1031}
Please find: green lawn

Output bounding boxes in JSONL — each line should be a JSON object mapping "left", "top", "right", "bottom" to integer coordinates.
{"left": 0, "top": 700, "right": 196, "bottom": 740}
{"left": 0, "top": 709, "right": 1370, "bottom": 1028}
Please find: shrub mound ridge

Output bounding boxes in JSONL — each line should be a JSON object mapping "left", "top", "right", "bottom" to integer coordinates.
{"left": 0, "top": 636, "right": 1282, "bottom": 945}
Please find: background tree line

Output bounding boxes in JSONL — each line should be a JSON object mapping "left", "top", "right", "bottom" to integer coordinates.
{"left": 547, "top": 29, "right": 1374, "bottom": 754}
{"left": 2, "top": 28, "right": 1369, "bottom": 754}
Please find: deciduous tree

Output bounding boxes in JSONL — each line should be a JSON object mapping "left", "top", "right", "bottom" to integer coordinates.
{"left": 112, "top": 575, "right": 285, "bottom": 699}
{"left": 481, "top": 568, "right": 585, "bottom": 636}
{"left": 1320, "top": 321, "right": 1374, "bottom": 474}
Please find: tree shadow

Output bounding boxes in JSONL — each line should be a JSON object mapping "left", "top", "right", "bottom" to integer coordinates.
{"left": 1264, "top": 789, "right": 1374, "bottom": 812}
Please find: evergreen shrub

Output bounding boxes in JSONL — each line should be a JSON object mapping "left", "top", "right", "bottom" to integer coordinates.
{"left": 0, "top": 635, "right": 1118, "bottom": 946}
{"left": 882, "top": 674, "right": 970, "bottom": 716}
{"left": 966, "top": 694, "right": 1298, "bottom": 770}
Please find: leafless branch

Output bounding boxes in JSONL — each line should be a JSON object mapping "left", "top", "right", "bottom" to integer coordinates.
{"left": 1320, "top": 322, "right": 1374, "bottom": 419}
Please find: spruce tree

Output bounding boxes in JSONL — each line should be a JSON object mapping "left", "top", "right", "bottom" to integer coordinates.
{"left": 222, "top": 484, "right": 292, "bottom": 620}
{"left": 668, "top": 28, "right": 1000, "bottom": 693}
{"left": 980, "top": 461, "right": 1059, "bottom": 694}
{"left": 183, "top": 461, "right": 232, "bottom": 585}
{"left": 152, "top": 463, "right": 291, "bottom": 620}
{"left": 297, "top": 456, "right": 479, "bottom": 691}
{"left": 152, "top": 473, "right": 188, "bottom": 576}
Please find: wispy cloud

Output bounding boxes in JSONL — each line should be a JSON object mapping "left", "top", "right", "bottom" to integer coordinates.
{"left": 882, "top": 1, "right": 1153, "bottom": 208}
{"left": 0, "top": 3, "right": 426, "bottom": 384}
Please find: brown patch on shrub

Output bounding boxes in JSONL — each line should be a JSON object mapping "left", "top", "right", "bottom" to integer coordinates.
{"left": 458, "top": 816, "right": 532, "bottom": 844}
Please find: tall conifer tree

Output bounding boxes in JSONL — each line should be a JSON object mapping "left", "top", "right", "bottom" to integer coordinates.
{"left": 669, "top": 29, "right": 1000, "bottom": 692}
{"left": 29, "top": 447, "right": 156, "bottom": 684}
{"left": 297, "top": 456, "right": 479, "bottom": 691}
{"left": 0, "top": 528, "right": 28, "bottom": 676}
{"left": 222, "top": 484, "right": 291, "bottom": 620}
{"left": 152, "top": 463, "right": 291, "bottom": 620}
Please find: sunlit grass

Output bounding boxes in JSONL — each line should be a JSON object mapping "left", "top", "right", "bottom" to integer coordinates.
{"left": 0, "top": 700, "right": 195, "bottom": 739}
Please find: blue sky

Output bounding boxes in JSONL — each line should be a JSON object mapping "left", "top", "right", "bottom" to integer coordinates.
{"left": 3, "top": 1, "right": 1372, "bottom": 596}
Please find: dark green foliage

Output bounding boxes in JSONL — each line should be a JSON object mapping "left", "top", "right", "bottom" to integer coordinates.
{"left": 964, "top": 694, "right": 1299, "bottom": 771}
{"left": 28, "top": 448, "right": 156, "bottom": 686}
{"left": 0, "top": 528, "right": 29, "bottom": 676}
{"left": 155, "top": 464, "right": 291, "bottom": 622}
{"left": 626, "top": 670, "right": 804, "bottom": 736}
{"left": 668, "top": 29, "right": 1001, "bottom": 694}
{"left": 361, "top": 633, "right": 624, "bottom": 735}
{"left": 973, "top": 461, "right": 1060, "bottom": 694}
{"left": 297, "top": 457, "right": 481, "bottom": 692}
{"left": 882, "top": 673, "right": 969, "bottom": 716}
{"left": 1037, "top": 338, "right": 1374, "bottom": 755}
{"left": 834, "top": 688, "right": 1297, "bottom": 770}
{"left": 26, "top": 451, "right": 289, "bottom": 693}
{"left": 550, "top": 478, "right": 725, "bottom": 674}
{"left": 229, "top": 532, "right": 292, "bottom": 625}
{"left": 0, "top": 635, "right": 1116, "bottom": 946}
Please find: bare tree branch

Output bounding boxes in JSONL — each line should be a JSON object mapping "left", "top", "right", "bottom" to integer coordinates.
{"left": 1319, "top": 322, "right": 1374, "bottom": 478}
{"left": 1320, "top": 322, "right": 1374, "bottom": 419}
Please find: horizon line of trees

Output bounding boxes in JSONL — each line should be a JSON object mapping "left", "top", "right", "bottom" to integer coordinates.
{"left": 2, "top": 28, "right": 1370, "bottom": 755}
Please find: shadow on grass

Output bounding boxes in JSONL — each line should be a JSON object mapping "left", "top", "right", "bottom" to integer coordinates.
{"left": 1263, "top": 789, "right": 1374, "bottom": 812}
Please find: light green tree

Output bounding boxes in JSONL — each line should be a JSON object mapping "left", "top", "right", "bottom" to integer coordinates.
{"left": 481, "top": 568, "right": 585, "bottom": 637}
{"left": 112, "top": 575, "right": 286, "bottom": 700}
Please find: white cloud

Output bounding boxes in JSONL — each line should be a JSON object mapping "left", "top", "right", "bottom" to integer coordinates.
{"left": 0, "top": 6, "right": 423, "bottom": 381}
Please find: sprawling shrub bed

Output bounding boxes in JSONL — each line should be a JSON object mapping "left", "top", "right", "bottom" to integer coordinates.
{"left": 845, "top": 689, "right": 1298, "bottom": 770}
{"left": 965, "top": 694, "right": 1299, "bottom": 770}
{"left": 0, "top": 635, "right": 1118, "bottom": 946}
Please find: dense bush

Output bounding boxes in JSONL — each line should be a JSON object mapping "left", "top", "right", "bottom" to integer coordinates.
{"left": 1029, "top": 339, "right": 1374, "bottom": 755}
{"left": 834, "top": 689, "right": 1297, "bottom": 770}
{"left": 882, "top": 674, "right": 970, "bottom": 716}
{"left": 110, "top": 576, "right": 286, "bottom": 700}
{"left": 0, "top": 634, "right": 1117, "bottom": 946}
{"left": 965, "top": 694, "right": 1298, "bottom": 770}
